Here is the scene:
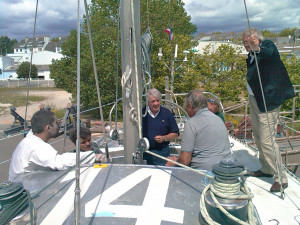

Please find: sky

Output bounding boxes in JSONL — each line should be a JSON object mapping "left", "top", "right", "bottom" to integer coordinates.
{"left": 0, "top": 0, "right": 300, "bottom": 41}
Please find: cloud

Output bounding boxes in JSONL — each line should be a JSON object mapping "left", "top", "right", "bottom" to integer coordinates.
{"left": 0, "top": 0, "right": 89, "bottom": 40}
{"left": 0, "top": 0, "right": 299, "bottom": 41}
{"left": 183, "top": 0, "right": 300, "bottom": 34}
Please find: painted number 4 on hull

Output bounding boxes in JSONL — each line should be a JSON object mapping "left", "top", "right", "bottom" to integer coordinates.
{"left": 85, "top": 168, "right": 184, "bottom": 225}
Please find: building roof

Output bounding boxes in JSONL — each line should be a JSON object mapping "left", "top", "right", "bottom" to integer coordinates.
{"left": 194, "top": 41, "right": 248, "bottom": 55}
{"left": 14, "top": 36, "right": 67, "bottom": 53}
{"left": 14, "top": 36, "right": 48, "bottom": 49}
{"left": 44, "top": 37, "right": 67, "bottom": 52}
{"left": 4, "top": 64, "right": 50, "bottom": 72}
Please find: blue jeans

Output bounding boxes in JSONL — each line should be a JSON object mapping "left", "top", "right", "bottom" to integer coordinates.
{"left": 143, "top": 146, "right": 170, "bottom": 166}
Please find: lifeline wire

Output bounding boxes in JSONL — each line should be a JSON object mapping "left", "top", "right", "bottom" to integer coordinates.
{"left": 243, "top": 0, "right": 284, "bottom": 199}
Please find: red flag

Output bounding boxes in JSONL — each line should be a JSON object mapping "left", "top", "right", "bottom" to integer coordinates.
{"left": 164, "top": 27, "right": 174, "bottom": 40}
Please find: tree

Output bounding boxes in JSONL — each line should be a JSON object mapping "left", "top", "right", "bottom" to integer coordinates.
{"left": 0, "top": 36, "right": 17, "bottom": 55}
{"left": 16, "top": 62, "right": 38, "bottom": 79}
{"left": 194, "top": 44, "right": 247, "bottom": 102}
{"left": 281, "top": 54, "right": 300, "bottom": 119}
{"left": 261, "top": 29, "right": 277, "bottom": 38}
{"left": 51, "top": 37, "right": 60, "bottom": 42}
{"left": 50, "top": 0, "right": 197, "bottom": 118}
{"left": 278, "top": 27, "right": 297, "bottom": 37}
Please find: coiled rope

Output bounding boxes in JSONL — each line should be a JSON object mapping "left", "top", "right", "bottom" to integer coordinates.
{"left": 143, "top": 150, "right": 256, "bottom": 224}
{"left": 121, "top": 65, "right": 139, "bottom": 125}
{"left": 0, "top": 183, "right": 34, "bottom": 225}
{"left": 200, "top": 174, "right": 256, "bottom": 225}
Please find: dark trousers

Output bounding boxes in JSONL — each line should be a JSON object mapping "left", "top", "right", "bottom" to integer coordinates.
{"left": 143, "top": 146, "right": 170, "bottom": 166}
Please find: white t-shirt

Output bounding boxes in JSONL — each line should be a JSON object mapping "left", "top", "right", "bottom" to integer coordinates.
{"left": 9, "top": 132, "right": 95, "bottom": 180}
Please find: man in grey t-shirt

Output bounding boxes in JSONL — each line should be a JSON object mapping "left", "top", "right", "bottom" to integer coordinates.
{"left": 166, "top": 90, "right": 230, "bottom": 171}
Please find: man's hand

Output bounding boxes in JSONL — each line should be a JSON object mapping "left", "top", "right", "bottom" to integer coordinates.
{"left": 154, "top": 135, "right": 165, "bottom": 143}
{"left": 95, "top": 153, "right": 107, "bottom": 163}
{"left": 248, "top": 34, "right": 260, "bottom": 52}
{"left": 165, "top": 155, "right": 178, "bottom": 166}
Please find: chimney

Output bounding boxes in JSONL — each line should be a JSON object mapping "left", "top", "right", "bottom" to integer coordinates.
{"left": 44, "top": 35, "right": 50, "bottom": 45}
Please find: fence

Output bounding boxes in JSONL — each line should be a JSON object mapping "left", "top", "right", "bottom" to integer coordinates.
{"left": 0, "top": 79, "right": 55, "bottom": 88}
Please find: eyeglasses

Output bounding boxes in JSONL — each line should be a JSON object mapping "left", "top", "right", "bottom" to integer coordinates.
{"left": 207, "top": 98, "right": 217, "bottom": 104}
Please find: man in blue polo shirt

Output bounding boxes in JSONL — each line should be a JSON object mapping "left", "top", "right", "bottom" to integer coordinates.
{"left": 142, "top": 88, "right": 179, "bottom": 165}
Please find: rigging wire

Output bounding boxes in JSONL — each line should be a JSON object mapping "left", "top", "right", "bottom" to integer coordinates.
{"left": 24, "top": 0, "right": 39, "bottom": 132}
{"left": 168, "top": 0, "right": 171, "bottom": 28}
{"left": 83, "top": 0, "right": 106, "bottom": 135}
{"left": 130, "top": 0, "right": 143, "bottom": 139}
{"left": 243, "top": 0, "right": 284, "bottom": 199}
{"left": 146, "top": 0, "right": 150, "bottom": 29}
{"left": 74, "top": 0, "right": 81, "bottom": 223}
{"left": 114, "top": 1, "right": 121, "bottom": 131}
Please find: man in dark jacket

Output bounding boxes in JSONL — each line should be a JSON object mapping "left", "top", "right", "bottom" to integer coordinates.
{"left": 242, "top": 28, "right": 295, "bottom": 192}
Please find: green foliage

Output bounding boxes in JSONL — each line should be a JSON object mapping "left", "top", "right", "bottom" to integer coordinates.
{"left": 261, "top": 29, "right": 277, "bottom": 38}
{"left": 278, "top": 27, "right": 297, "bottom": 37}
{"left": 195, "top": 44, "right": 247, "bottom": 102}
{"left": 51, "top": 37, "right": 60, "bottom": 42}
{"left": 0, "top": 36, "right": 17, "bottom": 55}
{"left": 16, "top": 62, "right": 38, "bottom": 79}
{"left": 281, "top": 54, "right": 300, "bottom": 119}
{"left": 141, "top": 0, "right": 197, "bottom": 95}
{"left": 49, "top": 0, "right": 299, "bottom": 122}
{"left": 50, "top": 0, "right": 197, "bottom": 119}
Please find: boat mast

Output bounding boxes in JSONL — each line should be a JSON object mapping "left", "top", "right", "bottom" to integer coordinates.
{"left": 120, "top": 0, "right": 143, "bottom": 164}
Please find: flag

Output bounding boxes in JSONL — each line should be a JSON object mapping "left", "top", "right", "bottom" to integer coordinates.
{"left": 164, "top": 27, "right": 174, "bottom": 40}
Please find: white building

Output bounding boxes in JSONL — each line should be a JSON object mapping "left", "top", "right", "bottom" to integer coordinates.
{"left": 4, "top": 51, "right": 63, "bottom": 80}
{"left": 193, "top": 39, "right": 248, "bottom": 56}
{"left": 14, "top": 36, "right": 50, "bottom": 54}
{"left": 1, "top": 36, "right": 66, "bottom": 80}
{"left": 0, "top": 56, "right": 15, "bottom": 80}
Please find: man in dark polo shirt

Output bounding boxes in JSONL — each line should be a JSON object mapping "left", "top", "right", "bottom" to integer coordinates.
{"left": 142, "top": 88, "right": 179, "bottom": 165}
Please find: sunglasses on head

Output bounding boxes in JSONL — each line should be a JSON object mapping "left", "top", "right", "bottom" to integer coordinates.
{"left": 207, "top": 98, "right": 217, "bottom": 103}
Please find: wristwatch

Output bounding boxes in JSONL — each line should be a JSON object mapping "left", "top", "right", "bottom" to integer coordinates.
{"left": 164, "top": 135, "right": 168, "bottom": 142}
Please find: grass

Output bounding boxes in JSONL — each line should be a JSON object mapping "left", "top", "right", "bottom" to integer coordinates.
{"left": 0, "top": 87, "right": 65, "bottom": 115}
{"left": 0, "top": 88, "right": 46, "bottom": 107}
